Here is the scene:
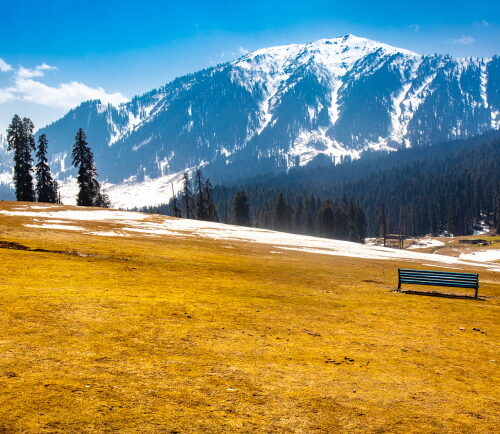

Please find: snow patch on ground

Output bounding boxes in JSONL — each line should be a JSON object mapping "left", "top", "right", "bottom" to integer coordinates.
{"left": 459, "top": 250, "right": 500, "bottom": 263}
{"left": 4, "top": 204, "right": 499, "bottom": 272}
{"left": 88, "top": 231, "right": 130, "bottom": 237}
{"left": 0, "top": 209, "right": 147, "bottom": 221}
{"left": 25, "top": 224, "right": 86, "bottom": 231}
{"left": 407, "top": 239, "right": 445, "bottom": 249}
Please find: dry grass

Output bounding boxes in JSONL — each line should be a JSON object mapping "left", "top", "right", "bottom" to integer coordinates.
{"left": 0, "top": 202, "right": 498, "bottom": 433}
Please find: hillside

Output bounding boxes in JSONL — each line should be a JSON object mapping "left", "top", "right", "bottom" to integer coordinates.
{"left": 204, "top": 131, "right": 500, "bottom": 237}
{"left": 0, "top": 35, "right": 497, "bottom": 208}
{"left": 0, "top": 202, "right": 499, "bottom": 432}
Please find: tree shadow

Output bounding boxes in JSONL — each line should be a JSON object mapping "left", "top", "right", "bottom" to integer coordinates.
{"left": 393, "top": 289, "right": 484, "bottom": 301}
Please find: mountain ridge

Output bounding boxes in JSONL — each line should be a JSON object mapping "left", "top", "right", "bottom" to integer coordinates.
{"left": 1, "top": 34, "right": 499, "bottom": 207}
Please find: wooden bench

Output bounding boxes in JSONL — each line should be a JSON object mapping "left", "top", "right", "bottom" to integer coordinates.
{"left": 398, "top": 268, "right": 479, "bottom": 298}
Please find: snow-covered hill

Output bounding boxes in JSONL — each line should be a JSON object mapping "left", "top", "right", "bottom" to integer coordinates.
{"left": 1, "top": 34, "right": 499, "bottom": 207}
{"left": 1, "top": 202, "right": 499, "bottom": 271}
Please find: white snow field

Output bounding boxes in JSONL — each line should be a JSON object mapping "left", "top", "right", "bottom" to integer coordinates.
{"left": 1, "top": 204, "right": 499, "bottom": 272}
{"left": 459, "top": 250, "right": 500, "bottom": 263}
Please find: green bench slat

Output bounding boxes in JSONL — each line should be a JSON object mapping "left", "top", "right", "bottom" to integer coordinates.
{"left": 398, "top": 268, "right": 479, "bottom": 297}
{"left": 399, "top": 269, "right": 478, "bottom": 278}
{"left": 399, "top": 271, "right": 478, "bottom": 279}
{"left": 399, "top": 279, "right": 478, "bottom": 289}
{"left": 399, "top": 274, "right": 478, "bottom": 283}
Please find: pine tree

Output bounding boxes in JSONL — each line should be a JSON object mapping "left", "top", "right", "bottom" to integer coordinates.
{"left": 495, "top": 196, "right": 500, "bottom": 235}
{"left": 379, "top": 203, "right": 387, "bottom": 244}
{"left": 95, "top": 189, "right": 111, "bottom": 208}
{"left": 354, "top": 205, "right": 367, "bottom": 243}
{"left": 318, "top": 201, "right": 335, "bottom": 238}
{"left": 273, "top": 193, "right": 288, "bottom": 231}
{"left": 232, "top": 190, "right": 249, "bottom": 226}
{"left": 302, "top": 197, "right": 315, "bottom": 235}
{"left": 194, "top": 168, "right": 207, "bottom": 220}
{"left": 72, "top": 128, "right": 106, "bottom": 207}
{"left": 7, "top": 115, "right": 36, "bottom": 201}
{"left": 171, "top": 184, "right": 182, "bottom": 218}
{"left": 203, "top": 178, "right": 218, "bottom": 221}
{"left": 35, "top": 134, "right": 58, "bottom": 203}
{"left": 293, "top": 197, "right": 303, "bottom": 233}
{"left": 182, "top": 172, "right": 193, "bottom": 218}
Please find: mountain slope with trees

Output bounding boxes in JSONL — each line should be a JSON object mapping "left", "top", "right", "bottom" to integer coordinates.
{"left": 5, "top": 35, "right": 497, "bottom": 188}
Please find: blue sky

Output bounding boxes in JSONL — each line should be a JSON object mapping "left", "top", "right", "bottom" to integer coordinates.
{"left": 0, "top": 0, "right": 498, "bottom": 133}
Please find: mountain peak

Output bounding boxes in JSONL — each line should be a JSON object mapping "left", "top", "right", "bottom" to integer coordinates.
{"left": 235, "top": 34, "right": 419, "bottom": 71}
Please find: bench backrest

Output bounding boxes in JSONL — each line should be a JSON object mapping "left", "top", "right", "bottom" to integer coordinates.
{"left": 398, "top": 268, "right": 479, "bottom": 297}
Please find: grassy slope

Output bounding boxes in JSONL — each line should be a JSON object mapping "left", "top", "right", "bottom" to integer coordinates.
{"left": 0, "top": 202, "right": 498, "bottom": 433}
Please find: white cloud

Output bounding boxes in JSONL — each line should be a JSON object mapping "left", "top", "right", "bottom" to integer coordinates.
{"left": 409, "top": 24, "right": 420, "bottom": 32}
{"left": 0, "top": 58, "right": 12, "bottom": 72}
{"left": 0, "top": 88, "right": 14, "bottom": 103}
{"left": 0, "top": 58, "right": 127, "bottom": 110}
{"left": 452, "top": 36, "right": 475, "bottom": 45}
{"left": 18, "top": 66, "right": 44, "bottom": 78}
{"left": 36, "top": 63, "right": 57, "bottom": 71}
{"left": 6, "top": 77, "right": 128, "bottom": 109}
{"left": 481, "top": 20, "right": 489, "bottom": 27}
{"left": 238, "top": 46, "right": 250, "bottom": 55}
{"left": 17, "top": 63, "right": 58, "bottom": 78}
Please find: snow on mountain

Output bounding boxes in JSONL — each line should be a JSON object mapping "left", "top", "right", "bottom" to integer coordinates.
{"left": 57, "top": 170, "right": 188, "bottom": 209}
{"left": 1, "top": 34, "right": 499, "bottom": 207}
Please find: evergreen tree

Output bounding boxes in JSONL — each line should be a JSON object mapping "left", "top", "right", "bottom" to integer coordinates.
{"left": 293, "top": 197, "right": 303, "bottom": 233}
{"left": 171, "top": 184, "right": 182, "bottom": 218}
{"left": 379, "top": 203, "right": 387, "bottom": 243}
{"left": 94, "top": 189, "right": 111, "bottom": 208}
{"left": 203, "top": 178, "right": 218, "bottom": 221}
{"left": 7, "top": 115, "right": 35, "bottom": 201}
{"left": 302, "top": 197, "right": 316, "bottom": 235}
{"left": 35, "top": 134, "right": 58, "bottom": 203}
{"left": 232, "top": 190, "right": 249, "bottom": 226}
{"left": 496, "top": 196, "right": 500, "bottom": 235}
{"left": 194, "top": 168, "right": 207, "bottom": 220}
{"left": 354, "top": 205, "right": 367, "bottom": 243}
{"left": 72, "top": 128, "right": 106, "bottom": 207}
{"left": 318, "top": 201, "right": 335, "bottom": 238}
{"left": 273, "top": 193, "right": 288, "bottom": 231}
{"left": 182, "top": 172, "right": 193, "bottom": 218}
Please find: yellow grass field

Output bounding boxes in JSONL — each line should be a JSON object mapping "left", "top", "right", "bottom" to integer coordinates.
{"left": 0, "top": 202, "right": 498, "bottom": 433}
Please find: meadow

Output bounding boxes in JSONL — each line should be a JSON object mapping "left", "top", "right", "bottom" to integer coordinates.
{"left": 0, "top": 202, "right": 498, "bottom": 432}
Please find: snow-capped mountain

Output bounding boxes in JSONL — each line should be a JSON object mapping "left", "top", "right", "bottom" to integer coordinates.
{"left": 1, "top": 34, "right": 499, "bottom": 206}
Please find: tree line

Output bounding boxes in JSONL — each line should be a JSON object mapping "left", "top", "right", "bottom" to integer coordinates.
{"left": 137, "top": 171, "right": 368, "bottom": 243}
{"left": 214, "top": 132, "right": 500, "bottom": 237}
{"left": 6, "top": 115, "right": 109, "bottom": 207}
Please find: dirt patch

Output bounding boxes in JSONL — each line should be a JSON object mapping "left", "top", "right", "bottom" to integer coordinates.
{"left": 0, "top": 241, "right": 29, "bottom": 250}
{"left": 1, "top": 240, "right": 95, "bottom": 258}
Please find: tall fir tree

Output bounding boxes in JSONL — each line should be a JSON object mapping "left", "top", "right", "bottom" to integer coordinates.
{"left": 379, "top": 203, "right": 387, "bottom": 244}
{"left": 232, "top": 190, "right": 250, "bottom": 226}
{"left": 171, "top": 184, "right": 182, "bottom": 218}
{"left": 35, "top": 134, "right": 58, "bottom": 203}
{"left": 182, "top": 172, "right": 193, "bottom": 218}
{"left": 7, "top": 115, "right": 35, "bottom": 201}
{"left": 496, "top": 196, "right": 500, "bottom": 235}
{"left": 318, "top": 201, "right": 335, "bottom": 238}
{"left": 293, "top": 197, "right": 303, "bottom": 233}
{"left": 203, "top": 178, "right": 218, "bottom": 222}
{"left": 194, "top": 168, "right": 207, "bottom": 220}
{"left": 273, "top": 193, "right": 288, "bottom": 231}
{"left": 72, "top": 128, "right": 108, "bottom": 207}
